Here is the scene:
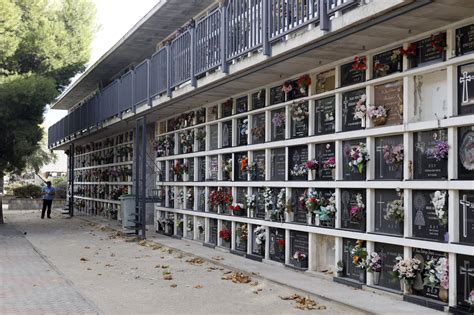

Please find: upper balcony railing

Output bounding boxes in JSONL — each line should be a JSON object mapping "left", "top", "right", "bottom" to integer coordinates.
{"left": 48, "top": 0, "right": 358, "bottom": 148}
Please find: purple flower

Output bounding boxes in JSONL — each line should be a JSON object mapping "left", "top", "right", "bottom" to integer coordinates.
{"left": 426, "top": 140, "right": 449, "bottom": 161}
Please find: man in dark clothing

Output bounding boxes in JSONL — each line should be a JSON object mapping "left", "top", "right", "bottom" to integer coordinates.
{"left": 41, "top": 181, "right": 56, "bottom": 219}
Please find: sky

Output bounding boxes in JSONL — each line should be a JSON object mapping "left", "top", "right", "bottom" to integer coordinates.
{"left": 43, "top": 0, "right": 160, "bottom": 127}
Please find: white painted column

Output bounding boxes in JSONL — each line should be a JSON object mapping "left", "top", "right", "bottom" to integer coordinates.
{"left": 217, "top": 219, "right": 223, "bottom": 247}
{"left": 366, "top": 188, "right": 375, "bottom": 233}
{"left": 448, "top": 252, "right": 457, "bottom": 307}
{"left": 366, "top": 241, "right": 374, "bottom": 285}
{"left": 265, "top": 226, "right": 270, "bottom": 260}
{"left": 285, "top": 229, "right": 291, "bottom": 265}
{"left": 204, "top": 217, "right": 210, "bottom": 243}
{"left": 247, "top": 223, "right": 252, "bottom": 255}
{"left": 308, "top": 233, "right": 317, "bottom": 271}
{"left": 448, "top": 127, "right": 457, "bottom": 180}
{"left": 183, "top": 214, "right": 188, "bottom": 239}
{"left": 404, "top": 189, "right": 413, "bottom": 239}
{"left": 231, "top": 221, "right": 236, "bottom": 251}
{"left": 449, "top": 190, "right": 460, "bottom": 243}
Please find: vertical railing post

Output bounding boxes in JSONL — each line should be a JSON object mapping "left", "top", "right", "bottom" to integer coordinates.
{"left": 262, "top": 0, "right": 271, "bottom": 56}
{"left": 190, "top": 25, "right": 197, "bottom": 87}
{"left": 147, "top": 60, "right": 152, "bottom": 107}
{"left": 166, "top": 44, "right": 172, "bottom": 97}
{"left": 220, "top": 3, "right": 228, "bottom": 74}
{"left": 131, "top": 71, "right": 136, "bottom": 113}
{"left": 319, "top": 0, "right": 329, "bottom": 31}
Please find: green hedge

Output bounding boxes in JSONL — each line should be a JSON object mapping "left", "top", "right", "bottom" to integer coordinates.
{"left": 12, "top": 184, "right": 43, "bottom": 198}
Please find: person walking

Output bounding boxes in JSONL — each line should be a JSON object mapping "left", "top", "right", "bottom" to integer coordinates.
{"left": 41, "top": 181, "right": 56, "bottom": 219}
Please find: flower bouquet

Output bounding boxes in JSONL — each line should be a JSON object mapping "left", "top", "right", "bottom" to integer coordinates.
{"left": 278, "top": 239, "right": 285, "bottom": 252}
{"left": 350, "top": 193, "right": 365, "bottom": 222}
{"left": 347, "top": 143, "right": 369, "bottom": 174}
{"left": 383, "top": 144, "right": 404, "bottom": 170}
{"left": 290, "top": 101, "right": 308, "bottom": 122}
{"left": 219, "top": 229, "right": 231, "bottom": 243}
{"left": 263, "top": 187, "right": 274, "bottom": 220}
{"left": 208, "top": 189, "right": 233, "bottom": 212}
{"left": 352, "top": 56, "right": 367, "bottom": 71}
{"left": 318, "top": 192, "right": 337, "bottom": 225}
{"left": 431, "top": 190, "right": 447, "bottom": 226}
{"left": 353, "top": 94, "right": 367, "bottom": 127}
{"left": 245, "top": 193, "right": 256, "bottom": 217}
{"left": 368, "top": 252, "right": 382, "bottom": 285}
{"left": 229, "top": 203, "right": 245, "bottom": 216}
{"left": 290, "top": 162, "right": 308, "bottom": 177}
{"left": 392, "top": 256, "right": 421, "bottom": 295}
{"left": 223, "top": 158, "right": 233, "bottom": 180}
{"left": 293, "top": 251, "right": 307, "bottom": 262}
{"left": 426, "top": 140, "right": 449, "bottom": 162}
{"left": 297, "top": 74, "right": 311, "bottom": 95}
{"left": 272, "top": 111, "right": 286, "bottom": 128}
{"left": 251, "top": 126, "right": 265, "bottom": 140}
{"left": 239, "top": 156, "right": 248, "bottom": 175}
{"left": 367, "top": 105, "right": 389, "bottom": 126}
{"left": 282, "top": 81, "right": 293, "bottom": 95}
{"left": 236, "top": 224, "right": 248, "bottom": 247}
{"left": 254, "top": 226, "right": 266, "bottom": 254}
{"left": 468, "top": 290, "right": 474, "bottom": 305}
{"left": 384, "top": 191, "right": 404, "bottom": 224}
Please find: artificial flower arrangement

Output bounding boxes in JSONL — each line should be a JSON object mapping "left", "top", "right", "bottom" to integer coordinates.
{"left": 373, "top": 60, "right": 391, "bottom": 77}
{"left": 305, "top": 159, "right": 319, "bottom": 171}
{"left": 196, "top": 108, "right": 206, "bottom": 124}
{"left": 154, "top": 135, "right": 174, "bottom": 157}
{"left": 116, "top": 145, "right": 133, "bottom": 157}
{"left": 323, "top": 156, "right": 336, "bottom": 170}
{"left": 197, "top": 221, "right": 205, "bottom": 234}
{"left": 177, "top": 189, "right": 185, "bottom": 205}
{"left": 238, "top": 155, "right": 249, "bottom": 174}
{"left": 400, "top": 44, "right": 417, "bottom": 59}
{"left": 263, "top": 187, "right": 274, "bottom": 216}
{"left": 350, "top": 193, "right": 365, "bottom": 222}
{"left": 245, "top": 193, "right": 256, "bottom": 216}
{"left": 431, "top": 190, "right": 448, "bottom": 226}
{"left": 293, "top": 251, "right": 307, "bottom": 262}
{"left": 236, "top": 224, "right": 248, "bottom": 242}
{"left": 282, "top": 81, "right": 293, "bottom": 94}
{"left": 392, "top": 256, "right": 422, "bottom": 287}
{"left": 318, "top": 192, "right": 337, "bottom": 221}
{"left": 278, "top": 239, "right": 285, "bottom": 252}
{"left": 272, "top": 111, "right": 286, "bottom": 128}
{"left": 430, "top": 33, "right": 447, "bottom": 54}
{"left": 384, "top": 188, "right": 404, "bottom": 224}
{"left": 468, "top": 290, "right": 474, "bottom": 305}
{"left": 239, "top": 119, "right": 249, "bottom": 138}
{"left": 187, "top": 219, "right": 193, "bottom": 232}
{"left": 195, "top": 128, "right": 206, "bottom": 143}
{"left": 368, "top": 252, "right": 382, "bottom": 273}
{"left": 254, "top": 226, "right": 266, "bottom": 247}
{"left": 296, "top": 74, "right": 311, "bottom": 95}
{"left": 352, "top": 56, "right": 367, "bottom": 71}
{"left": 179, "top": 129, "right": 194, "bottom": 153}
{"left": 367, "top": 105, "right": 389, "bottom": 126}
{"left": 186, "top": 188, "right": 194, "bottom": 206}
{"left": 422, "top": 257, "right": 448, "bottom": 289}
{"left": 208, "top": 189, "right": 233, "bottom": 211}
{"left": 223, "top": 158, "right": 233, "bottom": 179}
{"left": 346, "top": 142, "right": 369, "bottom": 174}
{"left": 271, "top": 188, "right": 286, "bottom": 222}
{"left": 383, "top": 144, "right": 404, "bottom": 169}
{"left": 171, "top": 161, "right": 188, "bottom": 177}
{"left": 251, "top": 125, "right": 265, "bottom": 140}
{"left": 176, "top": 217, "right": 183, "bottom": 229}
{"left": 229, "top": 203, "right": 245, "bottom": 215}
{"left": 350, "top": 240, "right": 368, "bottom": 270}
{"left": 290, "top": 101, "right": 308, "bottom": 122}
{"left": 305, "top": 190, "right": 321, "bottom": 214}
{"left": 426, "top": 140, "right": 449, "bottom": 162}
{"left": 353, "top": 94, "right": 367, "bottom": 127}
{"left": 290, "top": 162, "right": 308, "bottom": 177}
{"left": 257, "top": 88, "right": 265, "bottom": 101}
{"left": 219, "top": 228, "right": 231, "bottom": 242}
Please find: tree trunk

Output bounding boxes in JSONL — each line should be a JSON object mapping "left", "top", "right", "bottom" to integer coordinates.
{"left": 0, "top": 174, "right": 4, "bottom": 224}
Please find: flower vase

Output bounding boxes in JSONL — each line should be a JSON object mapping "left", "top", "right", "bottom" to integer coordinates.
{"left": 359, "top": 271, "right": 366, "bottom": 284}
{"left": 413, "top": 273, "right": 423, "bottom": 292}
{"left": 315, "top": 214, "right": 320, "bottom": 226}
{"left": 403, "top": 280, "right": 413, "bottom": 295}
{"left": 183, "top": 173, "right": 189, "bottom": 182}
{"left": 250, "top": 209, "right": 255, "bottom": 218}
{"left": 361, "top": 117, "right": 366, "bottom": 128}
{"left": 438, "top": 287, "right": 448, "bottom": 302}
{"left": 331, "top": 169, "right": 336, "bottom": 180}
{"left": 285, "top": 212, "right": 294, "bottom": 222}
{"left": 311, "top": 169, "right": 316, "bottom": 180}
{"left": 265, "top": 211, "right": 271, "bottom": 221}
{"left": 306, "top": 213, "right": 312, "bottom": 225}
{"left": 217, "top": 206, "right": 222, "bottom": 214}
{"left": 373, "top": 271, "right": 381, "bottom": 285}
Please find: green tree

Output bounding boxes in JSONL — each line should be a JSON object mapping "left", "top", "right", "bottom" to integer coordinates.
{"left": 0, "top": 0, "right": 96, "bottom": 223}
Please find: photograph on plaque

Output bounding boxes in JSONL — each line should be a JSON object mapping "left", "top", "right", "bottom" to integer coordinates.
{"left": 456, "top": 254, "right": 474, "bottom": 310}
{"left": 288, "top": 145, "right": 308, "bottom": 181}
{"left": 290, "top": 101, "right": 309, "bottom": 138}
{"left": 314, "top": 96, "right": 335, "bottom": 135}
{"left": 271, "top": 148, "right": 286, "bottom": 181}
{"left": 374, "top": 189, "right": 404, "bottom": 236}
{"left": 413, "top": 129, "right": 448, "bottom": 180}
{"left": 341, "top": 189, "right": 366, "bottom": 232}
{"left": 374, "top": 135, "right": 404, "bottom": 180}
{"left": 270, "top": 85, "right": 285, "bottom": 105}
{"left": 372, "top": 48, "right": 403, "bottom": 79}
{"left": 252, "top": 89, "right": 266, "bottom": 110}
{"left": 208, "top": 218, "right": 218, "bottom": 245}
{"left": 290, "top": 231, "right": 308, "bottom": 269}
{"left": 372, "top": 80, "right": 403, "bottom": 127}
{"left": 196, "top": 108, "right": 206, "bottom": 125}
{"left": 255, "top": 188, "right": 266, "bottom": 219}
{"left": 343, "top": 139, "right": 367, "bottom": 181}
{"left": 252, "top": 225, "right": 265, "bottom": 256}
{"left": 458, "top": 126, "right": 474, "bottom": 180}
{"left": 197, "top": 187, "right": 205, "bottom": 211}
{"left": 251, "top": 113, "right": 266, "bottom": 144}
{"left": 458, "top": 63, "right": 474, "bottom": 115}
{"left": 207, "top": 105, "right": 218, "bottom": 122}
{"left": 237, "top": 117, "right": 248, "bottom": 146}
{"left": 456, "top": 24, "right": 474, "bottom": 56}
{"left": 252, "top": 150, "right": 266, "bottom": 181}
{"left": 314, "top": 142, "right": 336, "bottom": 181}
{"left": 271, "top": 108, "right": 286, "bottom": 141}
{"left": 222, "top": 154, "right": 232, "bottom": 181}
{"left": 459, "top": 190, "right": 474, "bottom": 245}
{"left": 315, "top": 69, "right": 335, "bottom": 94}
{"left": 176, "top": 214, "right": 183, "bottom": 237}
{"left": 341, "top": 59, "right": 366, "bottom": 87}
{"left": 197, "top": 157, "right": 206, "bottom": 182}
{"left": 207, "top": 156, "right": 218, "bottom": 181}
{"left": 292, "top": 188, "right": 308, "bottom": 224}
{"left": 221, "top": 120, "right": 232, "bottom": 148}
{"left": 221, "top": 99, "right": 233, "bottom": 118}
{"left": 234, "top": 152, "right": 248, "bottom": 181}
{"left": 219, "top": 221, "right": 231, "bottom": 248}
{"left": 412, "top": 190, "right": 448, "bottom": 242}
{"left": 412, "top": 248, "right": 448, "bottom": 302}
{"left": 342, "top": 238, "right": 360, "bottom": 281}
{"left": 236, "top": 95, "right": 248, "bottom": 113}
{"left": 269, "top": 228, "right": 285, "bottom": 263}
{"left": 235, "top": 223, "right": 248, "bottom": 252}
{"left": 373, "top": 243, "right": 404, "bottom": 291}
{"left": 209, "top": 124, "right": 218, "bottom": 150}
{"left": 342, "top": 88, "right": 367, "bottom": 132}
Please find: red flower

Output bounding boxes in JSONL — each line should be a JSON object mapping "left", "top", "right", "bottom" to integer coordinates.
{"left": 352, "top": 56, "right": 367, "bottom": 71}
{"left": 219, "top": 229, "right": 231, "bottom": 242}
{"left": 400, "top": 44, "right": 416, "bottom": 57}
{"left": 278, "top": 239, "right": 285, "bottom": 250}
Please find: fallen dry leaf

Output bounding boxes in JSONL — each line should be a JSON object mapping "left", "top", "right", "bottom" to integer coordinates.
{"left": 221, "top": 272, "right": 251, "bottom": 284}
{"left": 163, "top": 274, "right": 173, "bottom": 280}
{"left": 162, "top": 265, "right": 170, "bottom": 269}
{"left": 279, "top": 294, "right": 320, "bottom": 311}
{"left": 138, "top": 240, "right": 147, "bottom": 246}
{"left": 80, "top": 257, "right": 89, "bottom": 262}
{"left": 212, "top": 256, "right": 224, "bottom": 261}
{"left": 154, "top": 265, "right": 161, "bottom": 268}
{"left": 186, "top": 257, "right": 205, "bottom": 265}
{"left": 105, "top": 264, "right": 113, "bottom": 268}
{"left": 152, "top": 245, "right": 162, "bottom": 250}
{"left": 170, "top": 284, "right": 177, "bottom": 288}
{"left": 84, "top": 246, "right": 90, "bottom": 249}
{"left": 194, "top": 285, "right": 203, "bottom": 289}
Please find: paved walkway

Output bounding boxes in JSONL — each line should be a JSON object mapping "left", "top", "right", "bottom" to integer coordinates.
{"left": 0, "top": 222, "right": 99, "bottom": 314}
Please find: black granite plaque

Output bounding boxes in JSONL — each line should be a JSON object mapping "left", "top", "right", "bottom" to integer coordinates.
{"left": 341, "top": 60, "right": 366, "bottom": 87}
{"left": 196, "top": 108, "right": 206, "bottom": 124}
{"left": 288, "top": 145, "right": 308, "bottom": 181}
{"left": 269, "top": 228, "right": 285, "bottom": 263}
{"left": 373, "top": 80, "right": 403, "bottom": 126}
{"left": 342, "top": 88, "right": 366, "bottom": 132}
{"left": 315, "top": 96, "right": 335, "bottom": 135}
{"left": 374, "top": 135, "right": 404, "bottom": 180}
{"left": 208, "top": 105, "right": 218, "bottom": 121}
{"left": 197, "top": 157, "right": 206, "bottom": 182}
{"left": 456, "top": 254, "right": 474, "bottom": 310}
{"left": 253, "top": 150, "right": 265, "bottom": 181}
{"left": 255, "top": 188, "right": 266, "bottom": 219}
{"left": 252, "top": 226, "right": 265, "bottom": 256}
{"left": 412, "top": 190, "right": 448, "bottom": 242}
{"left": 292, "top": 188, "right": 307, "bottom": 224}
{"left": 270, "top": 85, "right": 285, "bottom": 105}
{"left": 222, "top": 120, "right": 232, "bottom": 148}
{"left": 374, "top": 190, "right": 404, "bottom": 236}
{"left": 414, "top": 34, "right": 446, "bottom": 67}
{"left": 459, "top": 190, "right": 474, "bottom": 245}
{"left": 271, "top": 108, "right": 286, "bottom": 141}
{"left": 343, "top": 139, "right": 367, "bottom": 181}
{"left": 374, "top": 243, "right": 403, "bottom": 291}
{"left": 290, "top": 101, "right": 308, "bottom": 138}
{"left": 314, "top": 142, "right": 335, "bottom": 181}
{"left": 458, "top": 126, "right": 474, "bottom": 180}
{"left": 341, "top": 189, "right": 366, "bottom": 232}
{"left": 237, "top": 118, "right": 248, "bottom": 146}
{"left": 252, "top": 113, "right": 266, "bottom": 144}
{"left": 176, "top": 214, "right": 183, "bottom": 237}
{"left": 413, "top": 129, "right": 448, "bottom": 180}
{"left": 197, "top": 187, "right": 205, "bottom": 211}
{"left": 208, "top": 156, "right": 218, "bottom": 181}
{"left": 220, "top": 221, "right": 231, "bottom": 248}
{"left": 235, "top": 223, "right": 248, "bottom": 252}
{"left": 236, "top": 96, "right": 248, "bottom": 113}
{"left": 252, "top": 90, "right": 266, "bottom": 109}
{"left": 412, "top": 248, "right": 447, "bottom": 301}
{"left": 209, "top": 124, "right": 218, "bottom": 150}
{"left": 288, "top": 79, "right": 308, "bottom": 101}
{"left": 456, "top": 24, "right": 474, "bottom": 56}
{"left": 222, "top": 100, "right": 233, "bottom": 118}
{"left": 458, "top": 63, "right": 474, "bottom": 115}
{"left": 196, "top": 128, "right": 206, "bottom": 152}
{"left": 290, "top": 231, "right": 308, "bottom": 269}
{"left": 372, "top": 48, "right": 403, "bottom": 79}
{"left": 222, "top": 154, "right": 232, "bottom": 181}
{"left": 234, "top": 152, "right": 248, "bottom": 181}
{"left": 187, "top": 158, "right": 194, "bottom": 182}
{"left": 343, "top": 238, "right": 360, "bottom": 281}
{"left": 168, "top": 187, "right": 174, "bottom": 208}
{"left": 209, "top": 219, "right": 218, "bottom": 245}
{"left": 271, "top": 148, "right": 286, "bottom": 181}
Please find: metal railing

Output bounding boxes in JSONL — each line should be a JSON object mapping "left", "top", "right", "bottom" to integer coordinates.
{"left": 48, "top": 0, "right": 360, "bottom": 148}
